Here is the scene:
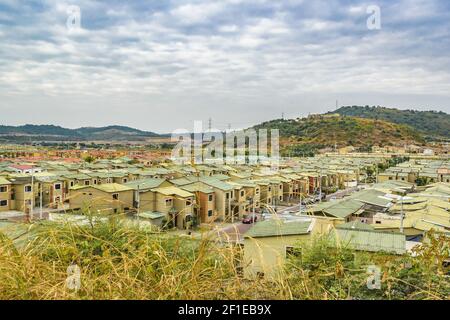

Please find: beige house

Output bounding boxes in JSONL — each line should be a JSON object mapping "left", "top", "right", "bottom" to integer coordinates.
{"left": 199, "top": 178, "right": 235, "bottom": 222}
{"left": 150, "top": 186, "right": 195, "bottom": 229}
{"left": 125, "top": 178, "right": 172, "bottom": 212}
{"left": 243, "top": 218, "right": 314, "bottom": 280}
{"left": 8, "top": 175, "right": 37, "bottom": 214}
{"left": 180, "top": 182, "right": 216, "bottom": 224}
{"left": 68, "top": 183, "right": 134, "bottom": 214}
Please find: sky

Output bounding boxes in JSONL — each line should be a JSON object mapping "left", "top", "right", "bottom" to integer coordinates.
{"left": 0, "top": 0, "right": 449, "bottom": 133}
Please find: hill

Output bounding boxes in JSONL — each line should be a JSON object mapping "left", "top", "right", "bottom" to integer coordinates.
{"left": 330, "top": 106, "right": 450, "bottom": 139}
{"left": 0, "top": 124, "right": 160, "bottom": 142}
{"left": 252, "top": 114, "right": 425, "bottom": 155}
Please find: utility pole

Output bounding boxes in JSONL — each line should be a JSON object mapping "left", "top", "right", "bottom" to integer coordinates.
{"left": 299, "top": 193, "right": 302, "bottom": 215}
{"left": 136, "top": 184, "right": 140, "bottom": 224}
{"left": 400, "top": 195, "right": 404, "bottom": 234}
{"left": 30, "top": 168, "right": 34, "bottom": 222}
{"left": 39, "top": 183, "right": 43, "bottom": 220}
{"left": 319, "top": 169, "right": 322, "bottom": 202}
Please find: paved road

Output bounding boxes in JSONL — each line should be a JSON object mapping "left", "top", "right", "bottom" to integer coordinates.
{"left": 213, "top": 219, "right": 259, "bottom": 243}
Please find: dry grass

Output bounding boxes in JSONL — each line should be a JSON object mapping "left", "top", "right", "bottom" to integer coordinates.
{"left": 0, "top": 218, "right": 448, "bottom": 300}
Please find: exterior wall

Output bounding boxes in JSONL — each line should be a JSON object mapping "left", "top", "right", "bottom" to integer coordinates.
{"left": 213, "top": 189, "right": 232, "bottom": 221}
{"left": 40, "top": 181, "right": 65, "bottom": 208}
{"left": 137, "top": 190, "right": 156, "bottom": 212}
{"left": 243, "top": 234, "right": 310, "bottom": 280}
{"left": 173, "top": 197, "right": 193, "bottom": 229}
{"left": 11, "top": 182, "right": 36, "bottom": 213}
{"left": 283, "top": 182, "right": 294, "bottom": 201}
{"left": 153, "top": 192, "right": 173, "bottom": 215}
{"left": 69, "top": 187, "right": 133, "bottom": 214}
{"left": 197, "top": 192, "right": 216, "bottom": 224}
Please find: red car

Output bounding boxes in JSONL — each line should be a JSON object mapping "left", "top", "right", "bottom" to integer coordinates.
{"left": 242, "top": 215, "right": 258, "bottom": 224}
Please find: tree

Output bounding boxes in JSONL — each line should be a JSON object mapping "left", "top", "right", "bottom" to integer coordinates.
{"left": 84, "top": 155, "right": 95, "bottom": 163}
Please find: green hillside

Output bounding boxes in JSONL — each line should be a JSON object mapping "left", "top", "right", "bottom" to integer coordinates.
{"left": 331, "top": 106, "right": 450, "bottom": 139}
{"left": 253, "top": 114, "right": 425, "bottom": 155}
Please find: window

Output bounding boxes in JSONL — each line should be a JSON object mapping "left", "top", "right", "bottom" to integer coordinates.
{"left": 375, "top": 221, "right": 381, "bottom": 224}
{"left": 0, "top": 200, "right": 7, "bottom": 207}
{"left": 186, "top": 200, "right": 192, "bottom": 206}
{"left": 208, "top": 210, "right": 213, "bottom": 217}
{"left": 268, "top": 187, "right": 271, "bottom": 192}
{"left": 255, "top": 189, "right": 259, "bottom": 195}
{"left": 123, "top": 178, "right": 128, "bottom": 183}
{"left": 93, "top": 179, "right": 97, "bottom": 185}
{"left": 112, "top": 193, "right": 119, "bottom": 200}
{"left": 24, "top": 185, "right": 32, "bottom": 192}
{"left": 240, "top": 190, "right": 244, "bottom": 197}
{"left": 279, "top": 185, "right": 282, "bottom": 189}
{"left": 279, "top": 196, "right": 283, "bottom": 201}
{"left": 165, "top": 198, "right": 172, "bottom": 206}
{"left": 389, "top": 177, "right": 393, "bottom": 180}
{"left": 208, "top": 194, "right": 213, "bottom": 202}
{"left": 286, "top": 246, "right": 302, "bottom": 258}
{"left": 226, "top": 192, "right": 230, "bottom": 199}
{"left": 84, "top": 180, "right": 90, "bottom": 186}
{"left": 70, "top": 181, "right": 74, "bottom": 187}
{"left": 54, "top": 183, "right": 61, "bottom": 190}
{"left": 0, "top": 186, "right": 7, "bottom": 193}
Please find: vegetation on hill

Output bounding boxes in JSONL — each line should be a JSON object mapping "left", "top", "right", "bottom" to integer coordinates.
{"left": 331, "top": 106, "right": 450, "bottom": 139}
{"left": 0, "top": 218, "right": 448, "bottom": 299}
{"left": 0, "top": 124, "right": 160, "bottom": 142}
{"left": 253, "top": 115, "right": 425, "bottom": 156}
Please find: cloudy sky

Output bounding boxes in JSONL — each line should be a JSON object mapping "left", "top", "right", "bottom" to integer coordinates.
{"left": 0, "top": 0, "right": 449, "bottom": 133}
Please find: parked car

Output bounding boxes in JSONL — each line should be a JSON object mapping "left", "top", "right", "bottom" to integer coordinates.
{"left": 242, "top": 215, "right": 258, "bottom": 224}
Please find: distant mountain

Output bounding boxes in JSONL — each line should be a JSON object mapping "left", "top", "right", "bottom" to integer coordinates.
{"left": 330, "top": 106, "right": 450, "bottom": 139}
{"left": 252, "top": 114, "right": 425, "bottom": 155}
{"left": 0, "top": 124, "right": 161, "bottom": 142}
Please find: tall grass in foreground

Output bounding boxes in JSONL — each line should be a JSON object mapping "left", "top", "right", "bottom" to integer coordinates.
{"left": 0, "top": 218, "right": 448, "bottom": 300}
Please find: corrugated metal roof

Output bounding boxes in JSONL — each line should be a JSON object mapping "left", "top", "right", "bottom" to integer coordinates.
{"left": 245, "top": 219, "right": 312, "bottom": 238}
{"left": 329, "top": 229, "right": 406, "bottom": 254}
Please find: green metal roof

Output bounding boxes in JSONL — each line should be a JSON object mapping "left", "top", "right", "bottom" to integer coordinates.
{"left": 328, "top": 229, "right": 406, "bottom": 255}
{"left": 199, "top": 177, "right": 234, "bottom": 191}
{"left": 245, "top": 219, "right": 312, "bottom": 238}
{"left": 137, "top": 211, "right": 165, "bottom": 219}
{"left": 125, "top": 178, "right": 167, "bottom": 191}
{"left": 0, "top": 176, "right": 11, "bottom": 185}
{"left": 180, "top": 182, "right": 214, "bottom": 194}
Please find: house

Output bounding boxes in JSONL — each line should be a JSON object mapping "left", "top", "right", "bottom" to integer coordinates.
{"left": 243, "top": 218, "right": 314, "bottom": 280}
{"left": 198, "top": 177, "right": 235, "bottom": 222}
{"left": 35, "top": 174, "right": 66, "bottom": 209}
{"left": 180, "top": 182, "right": 216, "bottom": 224}
{"left": 7, "top": 175, "right": 38, "bottom": 214}
{"left": 68, "top": 183, "right": 134, "bottom": 214}
{"left": 150, "top": 186, "right": 195, "bottom": 229}
{"left": 8, "top": 165, "right": 42, "bottom": 174}
{"left": 125, "top": 178, "right": 172, "bottom": 212}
